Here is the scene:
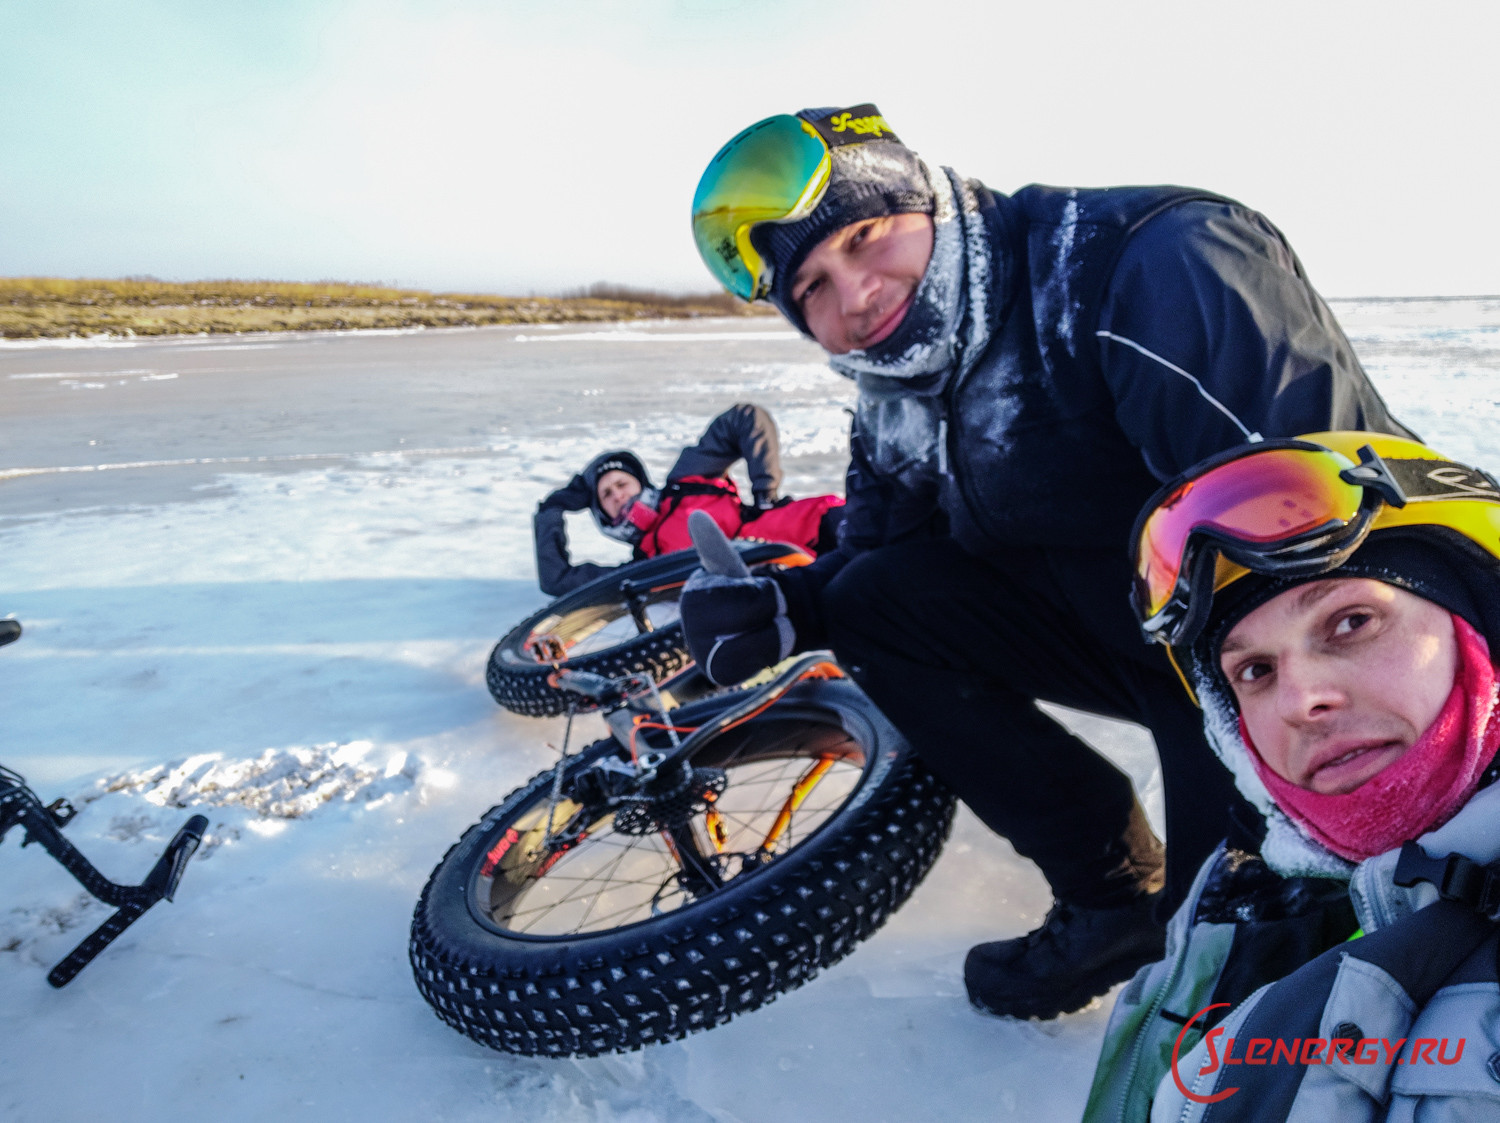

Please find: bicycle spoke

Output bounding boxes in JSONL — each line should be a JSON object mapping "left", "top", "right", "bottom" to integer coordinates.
{"left": 501, "top": 833, "right": 658, "bottom": 930}
{"left": 479, "top": 719, "right": 869, "bottom": 936}
{"left": 571, "top": 842, "right": 649, "bottom": 931}
{"left": 541, "top": 597, "right": 682, "bottom": 659}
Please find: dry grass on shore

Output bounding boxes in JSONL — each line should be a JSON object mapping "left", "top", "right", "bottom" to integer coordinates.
{"left": 0, "top": 277, "right": 770, "bottom": 339}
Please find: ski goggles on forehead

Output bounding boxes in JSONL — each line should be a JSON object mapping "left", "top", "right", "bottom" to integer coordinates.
{"left": 1130, "top": 440, "right": 1409, "bottom": 647}
{"left": 691, "top": 115, "right": 832, "bottom": 301}
{"left": 691, "top": 106, "right": 900, "bottom": 301}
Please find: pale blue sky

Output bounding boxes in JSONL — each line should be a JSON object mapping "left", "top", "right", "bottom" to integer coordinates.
{"left": 3, "top": 0, "right": 1497, "bottom": 296}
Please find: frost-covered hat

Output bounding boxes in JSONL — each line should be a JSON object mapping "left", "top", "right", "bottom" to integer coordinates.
{"left": 750, "top": 106, "right": 935, "bottom": 331}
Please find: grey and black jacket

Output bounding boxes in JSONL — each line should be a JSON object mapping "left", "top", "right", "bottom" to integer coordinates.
{"left": 1087, "top": 781, "right": 1500, "bottom": 1122}
{"left": 533, "top": 403, "right": 783, "bottom": 596}
{"left": 777, "top": 184, "right": 1413, "bottom": 645}
{"left": 1086, "top": 520, "right": 1500, "bottom": 1122}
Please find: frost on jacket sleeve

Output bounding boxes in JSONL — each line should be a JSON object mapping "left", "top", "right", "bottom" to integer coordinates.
{"left": 1096, "top": 200, "right": 1415, "bottom": 484}
{"left": 533, "top": 474, "right": 620, "bottom": 597}
{"left": 667, "top": 402, "right": 783, "bottom": 501}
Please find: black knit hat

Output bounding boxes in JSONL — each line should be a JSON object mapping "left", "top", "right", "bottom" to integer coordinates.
{"left": 1193, "top": 527, "right": 1500, "bottom": 699}
{"left": 580, "top": 449, "right": 652, "bottom": 531}
{"left": 590, "top": 457, "right": 638, "bottom": 484}
{"left": 751, "top": 104, "right": 935, "bottom": 332}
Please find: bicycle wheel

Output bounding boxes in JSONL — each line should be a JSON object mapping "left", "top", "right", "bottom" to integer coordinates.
{"left": 486, "top": 543, "right": 808, "bottom": 717}
{"left": 409, "top": 677, "right": 955, "bottom": 1057}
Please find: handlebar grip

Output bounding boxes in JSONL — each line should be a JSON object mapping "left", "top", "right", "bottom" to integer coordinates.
{"left": 688, "top": 511, "right": 751, "bottom": 579}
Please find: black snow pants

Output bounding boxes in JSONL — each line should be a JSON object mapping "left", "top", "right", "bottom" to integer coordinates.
{"left": 822, "top": 535, "right": 1249, "bottom": 913}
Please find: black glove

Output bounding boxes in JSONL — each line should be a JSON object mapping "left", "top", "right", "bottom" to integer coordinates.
{"left": 679, "top": 568, "right": 796, "bottom": 685}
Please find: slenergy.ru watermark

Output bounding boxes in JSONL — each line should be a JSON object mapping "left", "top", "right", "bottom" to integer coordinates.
{"left": 1170, "top": 1003, "right": 1466, "bottom": 1105}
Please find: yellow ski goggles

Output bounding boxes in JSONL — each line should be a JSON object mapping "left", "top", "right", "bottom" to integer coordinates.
{"left": 691, "top": 106, "right": 897, "bottom": 301}
{"left": 1130, "top": 431, "right": 1500, "bottom": 647}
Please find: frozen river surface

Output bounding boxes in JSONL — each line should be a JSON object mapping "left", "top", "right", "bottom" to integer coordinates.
{"left": 0, "top": 319, "right": 850, "bottom": 514}
{"left": 1, "top": 303, "right": 1499, "bottom": 1121}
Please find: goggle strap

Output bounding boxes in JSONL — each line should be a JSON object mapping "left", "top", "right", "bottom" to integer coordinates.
{"left": 1164, "top": 646, "right": 1200, "bottom": 709}
{"left": 1382, "top": 456, "right": 1500, "bottom": 504}
{"left": 803, "top": 105, "right": 903, "bottom": 149}
{"left": 1339, "top": 446, "right": 1406, "bottom": 508}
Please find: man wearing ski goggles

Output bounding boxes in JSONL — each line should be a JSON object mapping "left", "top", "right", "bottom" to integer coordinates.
{"left": 681, "top": 102, "right": 1415, "bottom": 1022}
{"left": 1087, "top": 431, "right": 1500, "bottom": 1121}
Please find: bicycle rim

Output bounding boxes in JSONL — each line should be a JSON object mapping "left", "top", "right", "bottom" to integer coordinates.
{"left": 518, "top": 588, "right": 682, "bottom": 662}
{"left": 469, "top": 714, "right": 869, "bottom": 938}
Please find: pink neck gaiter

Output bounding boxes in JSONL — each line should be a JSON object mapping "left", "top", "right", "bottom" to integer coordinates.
{"left": 1241, "top": 615, "right": 1500, "bottom": 862}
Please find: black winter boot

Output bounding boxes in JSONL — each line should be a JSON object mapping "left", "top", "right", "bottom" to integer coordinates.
{"left": 964, "top": 891, "right": 1166, "bottom": 1020}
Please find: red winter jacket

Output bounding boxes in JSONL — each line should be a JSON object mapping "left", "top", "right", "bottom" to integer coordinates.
{"left": 533, "top": 403, "right": 844, "bottom": 597}
{"left": 637, "top": 474, "right": 842, "bottom": 558}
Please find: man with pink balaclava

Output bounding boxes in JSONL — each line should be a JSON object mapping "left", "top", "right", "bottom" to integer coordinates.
{"left": 1087, "top": 430, "right": 1500, "bottom": 1121}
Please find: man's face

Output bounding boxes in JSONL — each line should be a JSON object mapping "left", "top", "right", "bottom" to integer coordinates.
{"left": 596, "top": 469, "right": 641, "bottom": 523}
{"left": 1219, "top": 578, "right": 1457, "bottom": 795}
{"left": 789, "top": 213, "right": 934, "bottom": 354}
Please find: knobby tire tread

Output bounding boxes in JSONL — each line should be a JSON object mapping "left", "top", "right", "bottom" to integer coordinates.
{"left": 486, "top": 624, "right": 689, "bottom": 719}
{"left": 410, "top": 737, "right": 955, "bottom": 1057}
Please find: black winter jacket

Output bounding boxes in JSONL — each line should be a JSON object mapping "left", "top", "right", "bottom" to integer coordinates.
{"left": 779, "top": 184, "right": 1414, "bottom": 648}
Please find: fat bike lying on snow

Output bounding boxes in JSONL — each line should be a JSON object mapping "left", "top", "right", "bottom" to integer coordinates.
{"left": 0, "top": 619, "right": 208, "bottom": 987}
{"left": 484, "top": 540, "right": 813, "bottom": 718}
{"left": 411, "top": 519, "right": 957, "bottom": 1057}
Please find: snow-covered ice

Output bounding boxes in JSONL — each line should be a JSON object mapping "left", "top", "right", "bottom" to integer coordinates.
{"left": 1, "top": 303, "right": 1497, "bottom": 1121}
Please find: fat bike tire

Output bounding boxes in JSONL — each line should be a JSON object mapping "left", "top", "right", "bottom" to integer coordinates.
{"left": 485, "top": 543, "right": 806, "bottom": 718}
{"left": 409, "top": 679, "right": 956, "bottom": 1057}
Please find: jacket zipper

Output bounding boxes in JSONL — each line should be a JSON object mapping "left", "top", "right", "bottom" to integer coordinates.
{"left": 1111, "top": 850, "right": 1225, "bottom": 1123}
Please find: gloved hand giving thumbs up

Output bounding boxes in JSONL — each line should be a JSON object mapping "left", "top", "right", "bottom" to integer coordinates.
{"left": 680, "top": 510, "right": 797, "bottom": 685}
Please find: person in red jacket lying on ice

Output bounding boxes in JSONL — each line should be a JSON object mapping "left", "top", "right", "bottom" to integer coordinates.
{"left": 532, "top": 402, "right": 844, "bottom": 597}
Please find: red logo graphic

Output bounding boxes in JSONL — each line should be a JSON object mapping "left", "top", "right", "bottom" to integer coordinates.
{"left": 1169, "top": 1002, "right": 1466, "bottom": 1105}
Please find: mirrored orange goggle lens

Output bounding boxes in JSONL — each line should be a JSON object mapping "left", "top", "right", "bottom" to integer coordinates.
{"left": 1135, "top": 448, "right": 1364, "bottom": 619}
